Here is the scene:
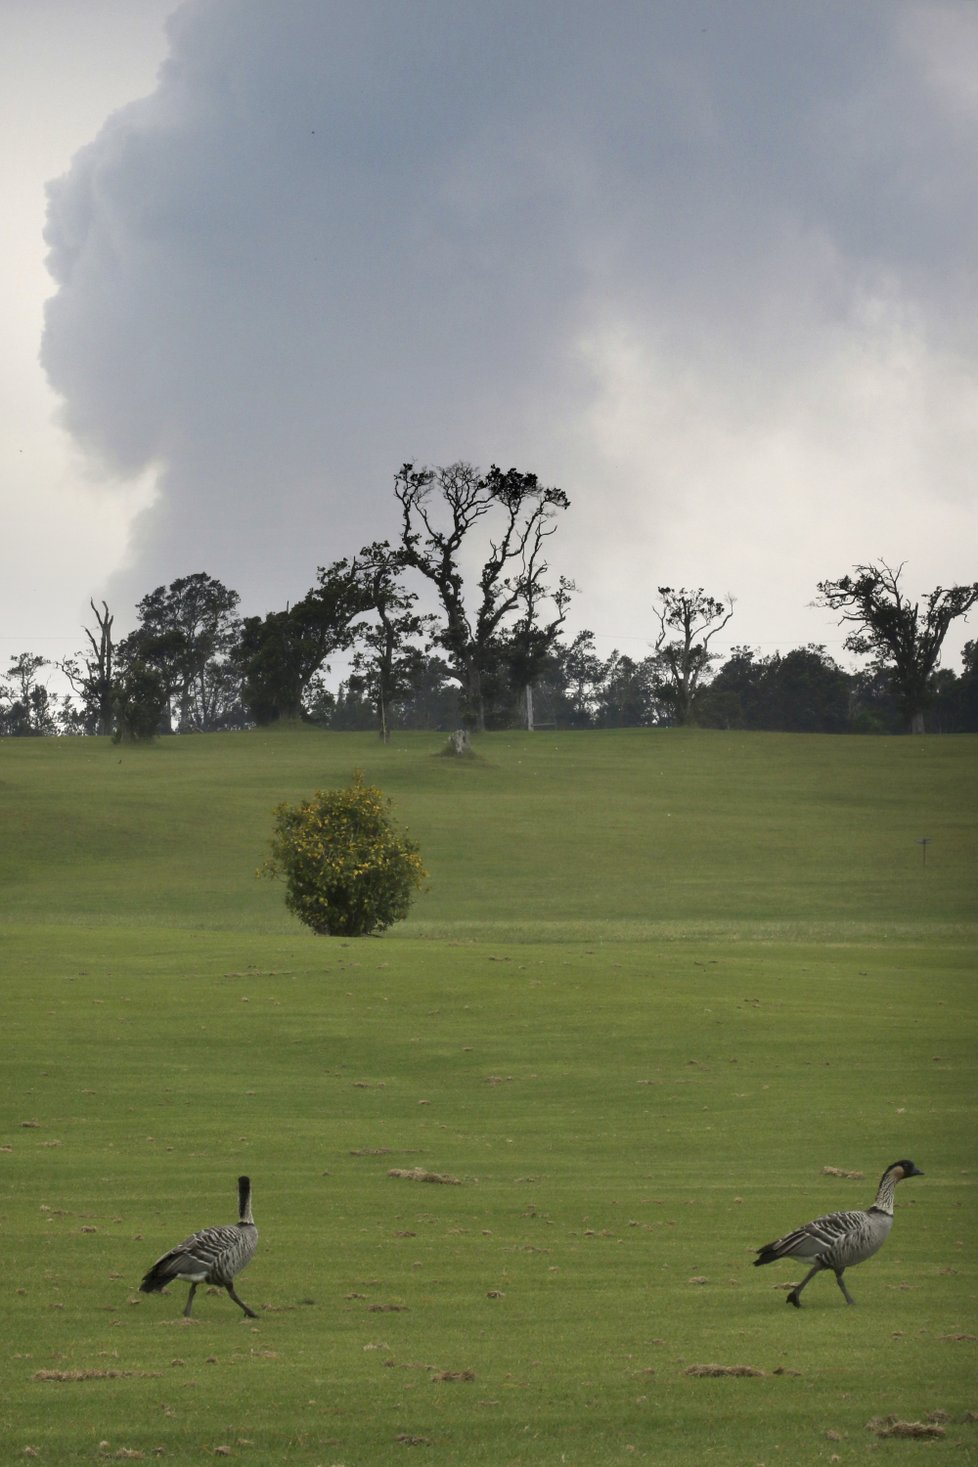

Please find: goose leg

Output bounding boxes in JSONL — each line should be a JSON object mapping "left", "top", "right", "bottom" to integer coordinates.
{"left": 225, "top": 1283, "right": 257, "bottom": 1319}
{"left": 834, "top": 1270, "right": 855, "bottom": 1305}
{"left": 786, "top": 1263, "right": 823, "bottom": 1308}
{"left": 183, "top": 1282, "right": 198, "bottom": 1318}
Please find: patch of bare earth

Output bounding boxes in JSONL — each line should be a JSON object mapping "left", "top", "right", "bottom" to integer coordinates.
{"left": 388, "top": 1167, "right": 461, "bottom": 1184}
{"left": 867, "top": 1416, "right": 946, "bottom": 1439}
{"left": 35, "top": 1369, "right": 162, "bottom": 1381}
{"left": 684, "top": 1364, "right": 765, "bottom": 1378}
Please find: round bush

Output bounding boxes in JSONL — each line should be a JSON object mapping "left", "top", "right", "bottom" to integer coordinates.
{"left": 261, "top": 771, "right": 427, "bottom": 936}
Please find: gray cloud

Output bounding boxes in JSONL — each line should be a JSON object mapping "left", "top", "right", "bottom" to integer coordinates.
{"left": 41, "top": 0, "right": 978, "bottom": 659}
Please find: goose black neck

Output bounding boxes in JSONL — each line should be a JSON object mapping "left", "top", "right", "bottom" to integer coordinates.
{"left": 237, "top": 1175, "right": 253, "bottom": 1223}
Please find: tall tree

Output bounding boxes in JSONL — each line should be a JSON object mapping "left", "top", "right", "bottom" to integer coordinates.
{"left": 60, "top": 600, "right": 115, "bottom": 734}
{"left": 382, "top": 653, "right": 460, "bottom": 731}
{"left": 111, "top": 660, "right": 170, "bottom": 744}
{"left": 701, "top": 645, "right": 852, "bottom": 733}
{"left": 236, "top": 609, "right": 307, "bottom": 725}
{"left": 594, "top": 651, "right": 657, "bottom": 728}
{"left": 815, "top": 561, "right": 978, "bottom": 733}
{"left": 847, "top": 663, "right": 904, "bottom": 735}
{"left": 0, "top": 653, "right": 57, "bottom": 736}
{"left": 348, "top": 544, "right": 435, "bottom": 740}
{"left": 394, "top": 461, "right": 571, "bottom": 732}
{"left": 236, "top": 558, "right": 372, "bottom": 724}
{"left": 769, "top": 646, "right": 851, "bottom": 733}
{"left": 123, "top": 573, "right": 242, "bottom": 731}
{"left": 503, "top": 573, "right": 575, "bottom": 730}
{"left": 549, "top": 629, "right": 605, "bottom": 728}
{"left": 926, "top": 639, "right": 978, "bottom": 733}
{"left": 696, "top": 645, "right": 763, "bottom": 730}
{"left": 651, "top": 587, "right": 734, "bottom": 726}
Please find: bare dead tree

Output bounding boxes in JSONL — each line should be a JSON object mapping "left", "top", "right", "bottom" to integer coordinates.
{"left": 394, "top": 462, "right": 571, "bottom": 732}
{"left": 60, "top": 599, "right": 115, "bottom": 735}
{"left": 652, "top": 587, "right": 734, "bottom": 726}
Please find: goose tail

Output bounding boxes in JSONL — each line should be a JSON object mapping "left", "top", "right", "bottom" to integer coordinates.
{"left": 139, "top": 1256, "right": 173, "bottom": 1294}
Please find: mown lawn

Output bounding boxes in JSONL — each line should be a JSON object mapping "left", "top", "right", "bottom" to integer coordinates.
{"left": 1, "top": 729, "right": 976, "bottom": 1463}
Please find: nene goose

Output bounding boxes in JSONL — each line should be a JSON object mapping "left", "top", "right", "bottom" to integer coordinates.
{"left": 754, "top": 1160, "right": 923, "bottom": 1307}
{"left": 140, "top": 1175, "right": 259, "bottom": 1318}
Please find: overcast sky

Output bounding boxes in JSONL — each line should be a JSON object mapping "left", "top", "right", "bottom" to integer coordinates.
{"left": 3, "top": 0, "right": 977, "bottom": 690}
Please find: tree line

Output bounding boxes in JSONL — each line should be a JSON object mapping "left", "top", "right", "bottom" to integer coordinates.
{"left": 2, "top": 462, "right": 976, "bottom": 738}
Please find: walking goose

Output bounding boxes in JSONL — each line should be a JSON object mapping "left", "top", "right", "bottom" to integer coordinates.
{"left": 754, "top": 1159, "right": 923, "bottom": 1307}
{"left": 139, "top": 1175, "right": 259, "bottom": 1318}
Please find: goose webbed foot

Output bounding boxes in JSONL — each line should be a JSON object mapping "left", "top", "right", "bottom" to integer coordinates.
{"left": 226, "top": 1284, "right": 257, "bottom": 1318}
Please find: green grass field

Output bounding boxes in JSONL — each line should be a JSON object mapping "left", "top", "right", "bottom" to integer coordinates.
{"left": 2, "top": 728, "right": 976, "bottom": 1464}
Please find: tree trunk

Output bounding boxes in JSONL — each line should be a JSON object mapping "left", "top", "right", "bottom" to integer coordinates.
{"left": 462, "top": 657, "right": 485, "bottom": 733}
{"left": 525, "top": 683, "right": 535, "bottom": 732}
{"left": 909, "top": 709, "right": 926, "bottom": 735}
{"left": 88, "top": 600, "right": 115, "bottom": 735}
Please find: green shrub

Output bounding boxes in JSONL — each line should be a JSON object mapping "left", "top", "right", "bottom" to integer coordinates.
{"left": 260, "top": 771, "right": 427, "bottom": 936}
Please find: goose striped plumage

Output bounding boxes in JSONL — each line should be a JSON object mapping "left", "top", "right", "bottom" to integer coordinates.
{"left": 140, "top": 1175, "right": 259, "bottom": 1318}
{"left": 754, "top": 1159, "right": 923, "bottom": 1307}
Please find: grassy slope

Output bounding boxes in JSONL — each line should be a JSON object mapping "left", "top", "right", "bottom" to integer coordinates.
{"left": 1, "top": 728, "right": 976, "bottom": 1465}
{"left": 2, "top": 726, "right": 974, "bottom": 936}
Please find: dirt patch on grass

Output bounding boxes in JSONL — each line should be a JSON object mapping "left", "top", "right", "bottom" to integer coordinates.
{"left": 684, "top": 1363, "right": 765, "bottom": 1378}
{"left": 351, "top": 1147, "right": 423, "bottom": 1157}
{"left": 35, "top": 1369, "right": 162, "bottom": 1381}
{"left": 388, "top": 1167, "right": 461, "bottom": 1184}
{"left": 867, "top": 1416, "right": 946, "bottom": 1439}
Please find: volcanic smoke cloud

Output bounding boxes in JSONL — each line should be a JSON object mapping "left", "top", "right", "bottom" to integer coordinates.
{"left": 42, "top": 0, "right": 978, "bottom": 649}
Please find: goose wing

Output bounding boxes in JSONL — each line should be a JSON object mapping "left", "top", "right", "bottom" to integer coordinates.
{"left": 140, "top": 1223, "right": 244, "bottom": 1288}
{"left": 755, "top": 1207, "right": 866, "bottom": 1264}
